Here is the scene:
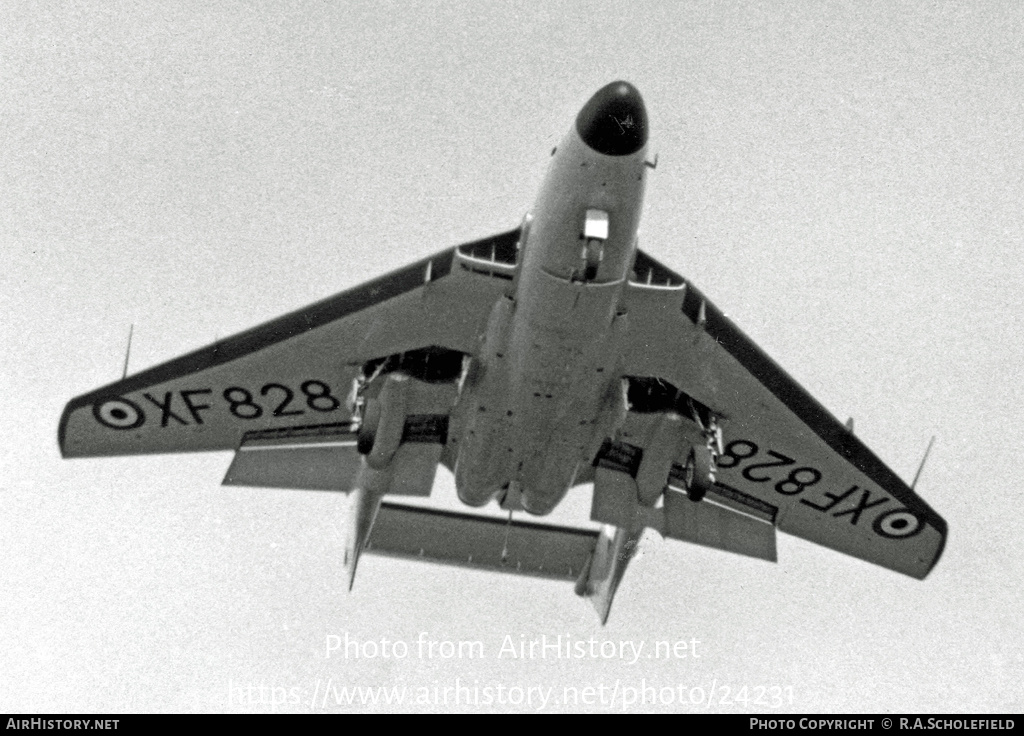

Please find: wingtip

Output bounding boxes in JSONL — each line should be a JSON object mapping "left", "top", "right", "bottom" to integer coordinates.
{"left": 922, "top": 523, "right": 947, "bottom": 579}
{"left": 57, "top": 400, "right": 77, "bottom": 459}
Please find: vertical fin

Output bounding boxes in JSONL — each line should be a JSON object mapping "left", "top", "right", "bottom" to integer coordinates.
{"left": 586, "top": 525, "right": 643, "bottom": 625}
{"left": 344, "top": 487, "right": 372, "bottom": 591}
{"left": 343, "top": 467, "right": 386, "bottom": 591}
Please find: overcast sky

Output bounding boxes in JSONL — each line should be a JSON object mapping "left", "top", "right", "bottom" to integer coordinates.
{"left": 3, "top": 0, "right": 1022, "bottom": 713}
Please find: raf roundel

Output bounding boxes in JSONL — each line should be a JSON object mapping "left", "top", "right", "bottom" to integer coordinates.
{"left": 873, "top": 509, "right": 924, "bottom": 539}
{"left": 93, "top": 398, "right": 145, "bottom": 430}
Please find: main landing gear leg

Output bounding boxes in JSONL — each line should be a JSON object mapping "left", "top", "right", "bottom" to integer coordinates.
{"left": 683, "top": 409, "right": 722, "bottom": 502}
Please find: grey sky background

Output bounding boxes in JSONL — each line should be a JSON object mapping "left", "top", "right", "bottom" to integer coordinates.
{"left": 3, "top": 1, "right": 1022, "bottom": 713}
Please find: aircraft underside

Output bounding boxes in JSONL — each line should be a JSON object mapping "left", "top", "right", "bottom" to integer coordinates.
{"left": 59, "top": 81, "right": 946, "bottom": 625}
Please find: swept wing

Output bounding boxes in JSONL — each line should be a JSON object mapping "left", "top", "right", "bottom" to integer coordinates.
{"left": 616, "top": 250, "right": 946, "bottom": 579}
{"left": 59, "top": 230, "right": 520, "bottom": 459}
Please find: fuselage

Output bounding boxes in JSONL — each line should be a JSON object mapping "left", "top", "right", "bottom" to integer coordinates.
{"left": 455, "top": 81, "right": 650, "bottom": 515}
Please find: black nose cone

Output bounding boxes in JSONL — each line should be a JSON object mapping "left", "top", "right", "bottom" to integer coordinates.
{"left": 575, "top": 81, "right": 648, "bottom": 156}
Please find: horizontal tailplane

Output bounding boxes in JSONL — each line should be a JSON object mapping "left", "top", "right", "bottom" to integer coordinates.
{"left": 365, "top": 503, "right": 598, "bottom": 580}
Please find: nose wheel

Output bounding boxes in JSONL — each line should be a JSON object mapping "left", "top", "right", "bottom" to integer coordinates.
{"left": 582, "top": 238, "right": 603, "bottom": 281}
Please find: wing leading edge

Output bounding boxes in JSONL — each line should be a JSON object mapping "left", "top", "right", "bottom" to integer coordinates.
{"left": 620, "top": 249, "right": 946, "bottom": 579}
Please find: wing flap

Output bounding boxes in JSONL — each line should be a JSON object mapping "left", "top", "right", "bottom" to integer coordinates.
{"left": 223, "top": 420, "right": 444, "bottom": 495}
{"left": 223, "top": 422, "right": 361, "bottom": 491}
{"left": 661, "top": 490, "right": 777, "bottom": 562}
{"left": 365, "top": 503, "right": 598, "bottom": 581}
{"left": 589, "top": 461, "right": 777, "bottom": 562}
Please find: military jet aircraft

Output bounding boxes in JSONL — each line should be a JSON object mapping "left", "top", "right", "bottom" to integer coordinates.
{"left": 59, "top": 81, "right": 946, "bottom": 623}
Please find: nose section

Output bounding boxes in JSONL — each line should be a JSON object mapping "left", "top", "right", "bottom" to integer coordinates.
{"left": 575, "top": 81, "right": 648, "bottom": 156}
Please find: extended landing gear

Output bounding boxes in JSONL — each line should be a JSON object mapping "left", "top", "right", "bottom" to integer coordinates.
{"left": 348, "top": 360, "right": 385, "bottom": 430}
{"left": 348, "top": 363, "right": 408, "bottom": 468}
{"left": 683, "top": 446, "right": 714, "bottom": 502}
{"left": 582, "top": 238, "right": 603, "bottom": 281}
{"left": 356, "top": 398, "right": 381, "bottom": 455}
{"left": 683, "top": 408, "right": 722, "bottom": 502}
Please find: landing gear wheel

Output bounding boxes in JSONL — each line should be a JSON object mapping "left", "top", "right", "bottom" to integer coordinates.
{"left": 683, "top": 446, "right": 713, "bottom": 502}
{"left": 356, "top": 399, "right": 381, "bottom": 455}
